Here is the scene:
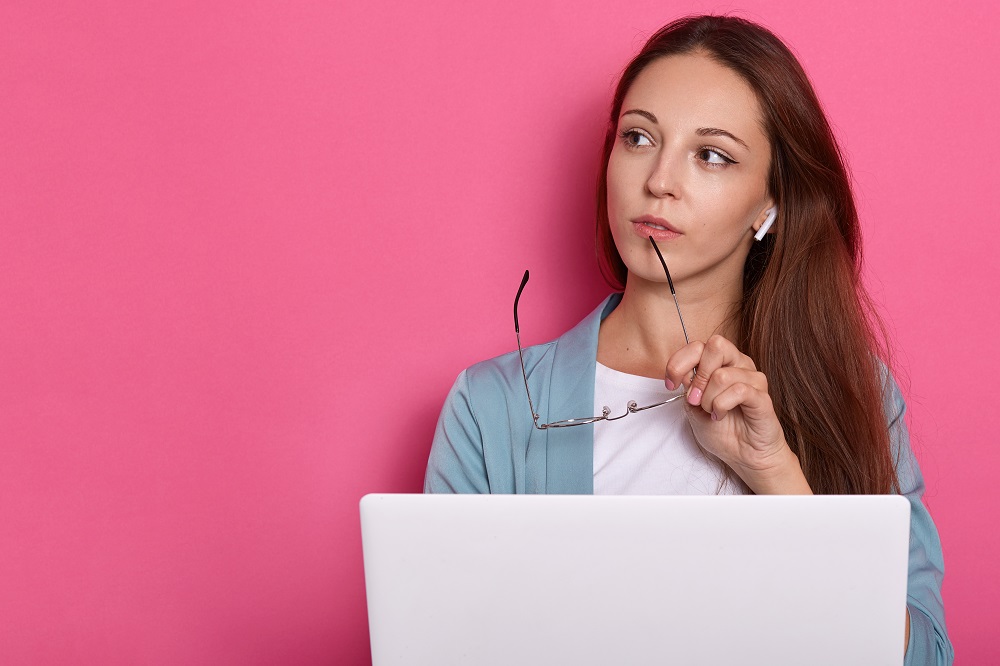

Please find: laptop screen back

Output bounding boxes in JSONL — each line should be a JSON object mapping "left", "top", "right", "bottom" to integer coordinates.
{"left": 360, "top": 494, "right": 909, "bottom": 666}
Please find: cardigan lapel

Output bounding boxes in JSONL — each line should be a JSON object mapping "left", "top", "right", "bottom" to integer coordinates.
{"left": 543, "top": 293, "right": 622, "bottom": 494}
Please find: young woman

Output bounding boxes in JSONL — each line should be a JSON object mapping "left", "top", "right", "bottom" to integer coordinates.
{"left": 424, "top": 15, "right": 952, "bottom": 664}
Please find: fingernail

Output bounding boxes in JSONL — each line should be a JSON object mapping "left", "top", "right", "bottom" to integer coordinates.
{"left": 688, "top": 387, "right": 702, "bottom": 405}
{"left": 665, "top": 378, "right": 675, "bottom": 391}
{"left": 711, "top": 410, "right": 718, "bottom": 421}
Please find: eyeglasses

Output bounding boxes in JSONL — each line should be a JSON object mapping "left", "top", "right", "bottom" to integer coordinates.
{"left": 513, "top": 236, "right": 692, "bottom": 430}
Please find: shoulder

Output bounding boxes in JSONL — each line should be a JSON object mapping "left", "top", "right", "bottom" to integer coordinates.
{"left": 876, "top": 364, "right": 914, "bottom": 462}
{"left": 460, "top": 292, "right": 620, "bottom": 397}
{"left": 875, "top": 363, "right": 930, "bottom": 507}
{"left": 879, "top": 366, "right": 906, "bottom": 428}
{"left": 462, "top": 339, "right": 559, "bottom": 395}
{"left": 426, "top": 329, "right": 568, "bottom": 495}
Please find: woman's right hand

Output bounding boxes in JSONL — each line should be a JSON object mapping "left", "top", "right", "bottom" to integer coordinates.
{"left": 664, "top": 334, "right": 811, "bottom": 495}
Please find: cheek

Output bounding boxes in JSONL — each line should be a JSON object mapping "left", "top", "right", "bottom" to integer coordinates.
{"left": 700, "top": 203, "right": 748, "bottom": 236}
{"left": 691, "top": 182, "right": 764, "bottom": 237}
{"left": 605, "top": 162, "right": 623, "bottom": 213}
{"left": 605, "top": 149, "right": 639, "bottom": 211}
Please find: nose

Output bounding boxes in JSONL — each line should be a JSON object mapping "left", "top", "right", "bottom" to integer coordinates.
{"left": 646, "top": 150, "right": 682, "bottom": 199}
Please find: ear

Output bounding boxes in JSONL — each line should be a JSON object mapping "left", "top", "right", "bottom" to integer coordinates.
{"left": 752, "top": 203, "right": 777, "bottom": 241}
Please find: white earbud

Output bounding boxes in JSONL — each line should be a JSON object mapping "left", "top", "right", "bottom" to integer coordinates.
{"left": 754, "top": 207, "right": 777, "bottom": 241}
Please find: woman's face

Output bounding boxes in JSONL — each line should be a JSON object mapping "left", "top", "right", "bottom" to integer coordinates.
{"left": 606, "top": 52, "right": 774, "bottom": 293}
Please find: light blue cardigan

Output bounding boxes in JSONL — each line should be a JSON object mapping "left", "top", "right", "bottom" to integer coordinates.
{"left": 424, "top": 294, "right": 953, "bottom": 665}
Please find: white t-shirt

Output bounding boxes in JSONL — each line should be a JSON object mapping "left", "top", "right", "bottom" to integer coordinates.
{"left": 593, "top": 362, "right": 744, "bottom": 495}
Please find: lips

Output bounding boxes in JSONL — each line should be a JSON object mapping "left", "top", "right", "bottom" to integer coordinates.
{"left": 632, "top": 215, "right": 681, "bottom": 240}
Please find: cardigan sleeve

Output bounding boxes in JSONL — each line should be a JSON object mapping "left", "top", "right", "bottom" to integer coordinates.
{"left": 888, "top": 377, "right": 954, "bottom": 666}
{"left": 424, "top": 370, "right": 491, "bottom": 494}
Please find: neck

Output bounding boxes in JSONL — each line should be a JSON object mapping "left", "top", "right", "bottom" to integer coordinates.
{"left": 597, "top": 272, "right": 742, "bottom": 379}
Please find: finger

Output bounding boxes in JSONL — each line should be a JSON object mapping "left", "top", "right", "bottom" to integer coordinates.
{"left": 664, "top": 341, "right": 705, "bottom": 391}
{"left": 708, "top": 382, "right": 773, "bottom": 423}
{"left": 700, "top": 367, "right": 768, "bottom": 416}
{"left": 687, "top": 335, "right": 754, "bottom": 406}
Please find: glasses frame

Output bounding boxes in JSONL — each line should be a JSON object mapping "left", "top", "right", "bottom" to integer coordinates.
{"left": 513, "top": 237, "right": 691, "bottom": 430}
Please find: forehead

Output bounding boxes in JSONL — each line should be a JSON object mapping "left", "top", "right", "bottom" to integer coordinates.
{"left": 622, "top": 52, "right": 767, "bottom": 146}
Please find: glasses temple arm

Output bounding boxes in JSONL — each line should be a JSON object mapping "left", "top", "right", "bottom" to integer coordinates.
{"left": 648, "top": 236, "right": 691, "bottom": 347}
{"left": 513, "top": 269, "right": 545, "bottom": 429}
{"left": 514, "top": 269, "right": 529, "bottom": 333}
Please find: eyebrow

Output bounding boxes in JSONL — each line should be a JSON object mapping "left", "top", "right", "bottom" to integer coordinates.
{"left": 696, "top": 127, "right": 749, "bottom": 150}
{"left": 620, "top": 109, "right": 750, "bottom": 150}
{"left": 621, "top": 108, "right": 659, "bottom": 124}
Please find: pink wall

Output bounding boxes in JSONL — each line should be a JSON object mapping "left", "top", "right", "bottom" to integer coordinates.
{"left": 2, "top": 1, "right": 996, "bottom": 663}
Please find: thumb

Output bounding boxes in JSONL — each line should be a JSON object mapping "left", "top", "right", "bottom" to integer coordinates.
{"left": 686, "top": 364, "right": 709, "bottom": 407}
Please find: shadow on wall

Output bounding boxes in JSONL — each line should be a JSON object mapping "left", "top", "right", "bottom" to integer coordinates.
{"left": 548, "top": 89, "right": 617, "bottom": 306}
{"left": 386, "top": 389, "right": 447, "bottom": 493}
{"left": 390, "top": 88, "right": 612, "bottom": 496}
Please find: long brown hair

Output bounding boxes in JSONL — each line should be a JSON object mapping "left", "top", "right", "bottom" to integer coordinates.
{"left": 596, "top": 15, "right": 899, "bottom": 494}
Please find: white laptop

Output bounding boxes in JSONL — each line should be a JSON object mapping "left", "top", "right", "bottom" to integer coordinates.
{"left": 360, "top": 494, "right": 910, "bottom": 666}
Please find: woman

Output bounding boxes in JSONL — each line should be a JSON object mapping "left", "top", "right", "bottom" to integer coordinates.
{"left": 424, "top": 15, "right": 952, "bottom": 664}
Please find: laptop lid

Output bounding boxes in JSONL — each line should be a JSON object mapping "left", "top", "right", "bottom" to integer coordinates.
{"left": 360, "top": 494, "right": 909, "bottom": 666}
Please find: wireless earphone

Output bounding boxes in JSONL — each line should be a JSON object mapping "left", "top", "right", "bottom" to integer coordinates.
{"left": 754, "top": 207, "right": 777, "bottom": 241}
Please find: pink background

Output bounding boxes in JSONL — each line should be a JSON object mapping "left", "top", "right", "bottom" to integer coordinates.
{"left": 2, "top": 0, "right": 997, "bottom": 663}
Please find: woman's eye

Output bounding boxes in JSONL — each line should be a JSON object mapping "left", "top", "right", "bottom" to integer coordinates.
{"left": 697, "top": 148, "right": 736, "bottom": 166}
{"left": 619, "top": 129, "right": 653, "bottom": 148}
